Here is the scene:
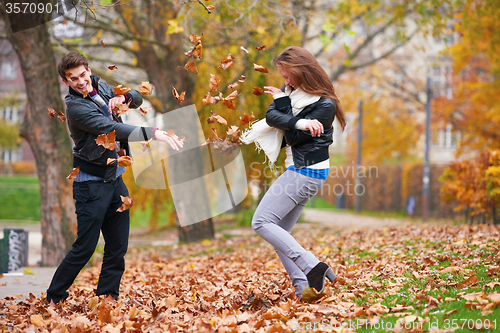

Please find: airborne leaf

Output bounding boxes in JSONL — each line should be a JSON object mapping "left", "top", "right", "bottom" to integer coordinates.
{"left": 185, "top": 43, "right": 203, "bottom": 59}
{"left": 141, "top": 138, "right": 153, "bottom": 152}
{"left": 227, "top": 82, "right": 239, "bottom": 90}
{"left": 100, "top": 40, "right": 106, "bottom": 47}
{"left": 185, "top": 61, "right": 199, "bottom": 74}
{"left": 239, "top": 112, "right": 256, "bottom": 126}
{"left": 253, "top": 87, "right": 264, "bottom": 95}
{"left": 47, "top": 107, "right": 66, "bottom": 122}
{"left": 224, "top": 90, "right": 238, "bottom": 101}
{"left": 117, "top": 195, "right": 134, "bottom": 212}
{"left": 112, "top": 102, "right": 130, "bottom": 116}
{"left": 189, "top": 33, "right": 204, "bottom": 44}
{"left": 209, "top": 74, "right": 220, "bottom": 93}
{"left": 95, "top": 131, "right": 119, "bottom": 150}
{"left": 138, "top": 81, "right": 154, "bottom": 95}
{"left": 256, "top": 45, "right": 266, "bottom": 50}
{"left": 113, "top": 85, "right": 131, "bottom": 95}
{"left": 202, "top": 92, "right": 216, "bottom": 105}
{"left": 218, "top": 54, "right": 235, "bottom": 70}
{"left": 172, "top": 87, "right": 186, "bottom": 104}
{"left": 139, "top": 106, "right": 154, "bottom": 116}
{"left": 253, "top": 63, "right": 269, "bottom": 73}
{"left": 240, "top": 46, "right": 249, "bottom": 53}
{"left": 238, "top": 75, "right": 247, "bottom": 82}
{"left": 207, "top": 110, "right": 227, "bottom": 125}
{"left": 108, "top": 65, "right": 118, "bottom": 70}
{"left": 66, "top": 167, "right": 80, "bottom": 180}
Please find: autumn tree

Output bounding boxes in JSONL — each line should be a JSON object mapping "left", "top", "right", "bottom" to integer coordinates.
{"left": 0, "top": 7, "right": 76, "bottom": 265}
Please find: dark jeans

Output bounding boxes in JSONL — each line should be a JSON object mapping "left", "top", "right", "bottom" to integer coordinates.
{"left": 46, "top": 177, "right": 130, "bottom": 303}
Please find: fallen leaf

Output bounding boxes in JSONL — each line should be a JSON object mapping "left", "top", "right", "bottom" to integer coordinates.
{"left": 172, "top": 87, "right": 186, "bottom": 104}
{"left": 253, "top": 87, "right": 264, "bottom": 95}
{"left": 117, "top": 195, "right": 134, "bottom": 212}
{"left": 209, "top": 74, "right": 220, "bottom": 93}
{"left": 66, "top": 167, "right": 80, "bottom": 180}
{"left": 30, "top": 314, "right": 46, "bottom": 327}
{"left": 185, "top": 61, "right": 198, "bottom": 74}
{"left": 301, "top": 286, "right": 325, "bottom": 303}
{"left": 457, "top": 275, "right": 477, "bottom": 289}
{"left": 253, "top": 63, "right": 269, "bottom": 73}
{"left": 139, "top": 107, "right": 154, "bottom": 116}
{"left": 218, "top": 54, "right": 235, "bottom": 70}
{"left": 138, "top": 81, "right": 154, "bottom": 95}
{"left": 88, "top": 296, "right": 99, "bottom": 311}
{"left": 108, "top": 65, "right": 118, "bottom": 70}
{"left": 113, "top": 85, "right": 131, "bottom": 95}
{"left": 95, "top": 131, "right": 119, "bottom": 150}
{"left": 208, "top": 111, "right": 227, "bottom": 125}
{"left": 239, "top": 112, "right": 256, "bottom": 126}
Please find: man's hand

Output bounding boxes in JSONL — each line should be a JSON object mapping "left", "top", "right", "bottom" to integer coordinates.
{"left": 263, "top": 86, "right": 283, "bottom": 96}
{"left": 108, "top": 95, "right": 126, "bottom": 114}
{"left": 154, "top": 130, "right": 184, "bottom": 151}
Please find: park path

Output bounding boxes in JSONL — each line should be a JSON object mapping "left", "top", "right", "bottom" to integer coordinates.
{"left": 0, "top": 208, "right": 410, "bottom": 300}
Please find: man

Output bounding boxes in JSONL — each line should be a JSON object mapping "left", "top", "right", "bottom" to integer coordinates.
{"left": 46, "top": 51, "right": 182, "bottom": 304}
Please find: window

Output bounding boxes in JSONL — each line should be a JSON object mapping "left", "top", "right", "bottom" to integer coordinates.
{"left": 1, "top": 61, "right": 16, "bottom": 80}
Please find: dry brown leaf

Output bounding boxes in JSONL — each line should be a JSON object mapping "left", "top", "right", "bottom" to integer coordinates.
{"left": 100, "top": 40, "right": 106, "bottom": 47}
{"left": 139, "top": 106, "right": 154, "bottom": 116}
{"left": 108, "top": 65, "right": 118, "bottom": 70}
{"left": 208, "top": 111, "right": 227, "bottom": 125}
{"left": 239, "top": 112, "right": 256, "bottom": 126}
{"left": 117, "top": 195, "right": 134, "bottom": 212}
{"left": 253, "top": 63, "right": 269, "bottom": 73}
{"left": 113, "top": 85, "right": 131, "bottom": 96}
{"left": 185, "top": 43, "right": 203, "bottom": 59}
{"left": 224, "top": 90, "right": 239, "bottom": 100}
{"left": 112, "top": 102, "right": 130, "bottom": 116}
{"left": 222, "top": 99, "right": 236, "bottom": 110}
{"left": 189, "top": 33, "right": 204, "bottom": 44}
{"left": 202, "top": 92, "right": 216, "bottom": 105}
{"left": 256, "top": 45, "right": 266, "bottom": 50}
{"left": 138, "top": 81, "right": 154, "bottom": 95}
{"left": 238, "top": 75, "right": 247, "bottom": 82}
{"left": 117, "top": 156, "right": 134, "bottom": 167}
{"left": 253, "top": 87, "right": 264, "bottom": 96}
{"left": 209, "top": 74, "right": 220, "bottom": 93}
{"left": 185, "top": 61, "right": 198, "bottom": 74}
{"left": 47, "top": 107, "right": 66, "bottom": 122}
{"left": 240, "top": 46, "right": 249, "bottom": 53}
{"left": 95, "top": 131, "right": 118, "bottom": 150}
{"left": 141, "top": 138, "right": 153, "bottom": 152}
{"left": 218, "top": 54, "right": 235, "bottom": 70}
{"left": 227, "top": 82, "right": 238, "bottom": 90}
{"left": 172, "top": 87, "right": 186, "bottom": 104}
{"left": 66, "top": 167, "right": 80, "bottom": 180}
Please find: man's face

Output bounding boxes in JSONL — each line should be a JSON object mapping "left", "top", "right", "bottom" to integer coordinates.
{"left": 63, "top": 65, "right": 92, "bottom": 95}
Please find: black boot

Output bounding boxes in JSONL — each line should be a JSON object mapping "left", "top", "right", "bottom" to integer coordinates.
{"left": 306, "top": 262, "right": 336, "bottom": 293}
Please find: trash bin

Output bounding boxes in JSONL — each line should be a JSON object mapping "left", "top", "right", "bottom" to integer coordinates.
{"left": 0, "top": 229, "right": 29, "bottom": 273}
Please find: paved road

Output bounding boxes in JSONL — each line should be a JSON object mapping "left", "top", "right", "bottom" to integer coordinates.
{"left": 0, "top": 209, "right": 408, "bottom": 301}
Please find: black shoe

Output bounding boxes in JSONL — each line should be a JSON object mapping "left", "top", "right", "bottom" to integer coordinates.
{"left": 306, "top": 262, "right": 336, "bottom": 293}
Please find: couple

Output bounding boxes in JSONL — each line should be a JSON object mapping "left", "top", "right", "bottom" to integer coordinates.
{"left": 47, "top": 47, "right": 346, "bottom": 304}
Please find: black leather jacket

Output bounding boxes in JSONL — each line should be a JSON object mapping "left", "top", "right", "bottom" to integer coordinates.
{"left": 66, "top": 75, "right": 153, "bottom": 180}
{"left": 266, "top": 95, "right": 336, "bottom": 169}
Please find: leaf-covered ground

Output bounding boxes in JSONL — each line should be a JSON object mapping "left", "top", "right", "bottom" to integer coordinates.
{"left": 1, "top": 223, "right": 500, "bottom": 332}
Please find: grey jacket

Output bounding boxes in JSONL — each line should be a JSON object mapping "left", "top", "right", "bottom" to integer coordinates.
{"left": 66, "top": 75, "right": 153, "bottom": 180}
{"left": 266, "top": 95, "right": 336, "bottom": 169}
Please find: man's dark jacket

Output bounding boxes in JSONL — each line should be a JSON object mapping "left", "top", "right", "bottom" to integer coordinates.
{"left": 266, "top": 95, "right": 336, "bottom": 169}
{"left": 66, "top": 75, "right": 153, "bottom": 180}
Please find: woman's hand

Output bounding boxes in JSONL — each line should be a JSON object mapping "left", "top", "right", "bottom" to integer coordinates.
{"left": 305, "top": 119, "right": 324, "bottom": 137}
{"left": 108, "top": 95, "right": 126, "bottom": 114}
{"left": 154, "top": 130, "right": 184, "bottom": 151}
{"left": 263, "top": 86, "right": 283, "bottom": 96}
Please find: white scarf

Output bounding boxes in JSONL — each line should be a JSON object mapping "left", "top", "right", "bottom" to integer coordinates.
{"left": 241, "top": 87, "right": 320, "bottom": 170}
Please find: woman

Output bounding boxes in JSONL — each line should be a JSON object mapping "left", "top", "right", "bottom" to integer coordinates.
{"left": 247, "top": 46, "right": 346, "bottom": 298}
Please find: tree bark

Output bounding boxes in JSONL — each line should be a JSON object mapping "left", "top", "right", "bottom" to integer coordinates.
{"left": 2, "top": 13, "right": 76, "bottom": 265}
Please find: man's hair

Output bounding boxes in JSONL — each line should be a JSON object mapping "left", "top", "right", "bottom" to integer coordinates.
{"left": 57, "top": 51, "right": 89, "bottom": 80}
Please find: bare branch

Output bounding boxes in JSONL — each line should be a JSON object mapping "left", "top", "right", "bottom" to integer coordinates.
{"left": 197, "top": 0, "right": 212, "bottom": 14}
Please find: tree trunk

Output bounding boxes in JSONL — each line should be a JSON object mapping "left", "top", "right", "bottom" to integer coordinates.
{"left": 3, "top": 14, "right": 76, "bottom": 265}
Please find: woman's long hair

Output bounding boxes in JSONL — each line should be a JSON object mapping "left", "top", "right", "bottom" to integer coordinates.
{"left": 272, "top": 46, "right": 346, "bottom": 131}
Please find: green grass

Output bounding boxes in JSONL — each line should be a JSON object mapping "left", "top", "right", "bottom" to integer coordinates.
{"left": 0, "top": 176, "right": 40, "bottom": 221}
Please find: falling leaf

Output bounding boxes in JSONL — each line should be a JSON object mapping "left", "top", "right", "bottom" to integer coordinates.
{"left": 203, "top": 92, "right": 216, "bottom": 105}
{"left": 138, "top": 81, "right": 154, "bottom": 95}
{"left": 189, "top": 33, "right": 204, "bottom": 44}
{"left": 301, "top": 286, "right": 325, "bottom": 303}
{"left": 139, "top": 106, "right": 154, "bottom": 116}
{"left": 66, "top": 167, "right": 80, "bottom": 180}
{"left": 207, "top": 5, "right": 215, "bottom": 10}
{"left": 82, "top": 89, "right": 89, "bottom": 99}
{"left": 113, "top": 85, "right": 131, "bottom": 95}
{"left": 239, "top": 112, "right": 256, "bottom": 126}
{"left": 88, "top": 296, "right": 99, "bottom": 311}
{"left": 211, "top": 128, "right": 221, "bottom": 141}
{"left": 256, "top": 45, "right": 266, "bottom": 50}
{"left": 108, "top": 65, "right": 118, "bottom": 70}
{"left": 227, "top": 125, "right": 241, "bottom": 143}
{"left": 113, "top": 102, "right": 130, "bottom": 116}
{"left": 253, "top": 63, "right": 269, "bottom": 73}
{"left": 185, "top": 43, "right": 203, "bottom": 59}
{"left": 95, "top": 131, "right": 119, "bottom": 150}
{"left": 253, "top": 87, "right": 264, "bottom": 95}
{"left": 100, "top": 40, "right": 106, "bottom": 47}
{"left": 227, "top": 82, "right": 238, "bottom": 90}
{"left": 47, "top": 107, "right": 66, "bottom": 122}
{"left": 141, "top": 138, "right": 153, "bottom": 151}
{"left": 240, "top": 46, "right": 249, "bottom": 53}
{"left": 238, "top": 75, "right": 247, "bottom": 82}
{"left": 172, "top": 87, "right": 186, "bottom": 104}
{"left": 185, "top": 61, "right": 198, "bottom": 74}
{"left": 117, "top": 156, "right": 133, "bottom": 167}
{"left": 208, "top": 111, "right": 227, "bottom": 125}
{"left": 222, "top": 100, "right": 236, "bottom": 110}
{"left": 117, "top": 195, "right": 134, "bottom": 212}
{"left": 209, "top": 74, "right": 220, "bottom": 93}
{"left": 224, "top": 90, "right": 238, "bottom": 100}
{"left": 218, "top": 54, "right": 235, "bottom": 70}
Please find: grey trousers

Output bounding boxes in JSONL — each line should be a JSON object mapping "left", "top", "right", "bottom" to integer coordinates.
{"left": 252, "top": 169, "right": 326, "bottom": 297}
